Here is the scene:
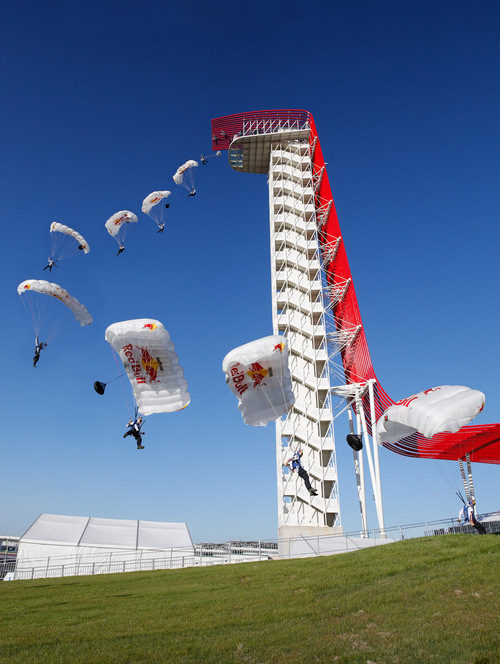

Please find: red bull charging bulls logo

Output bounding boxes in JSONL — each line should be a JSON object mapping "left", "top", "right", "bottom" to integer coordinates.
{"left": 122, "top": 344, "right": 159, "bottom": 384}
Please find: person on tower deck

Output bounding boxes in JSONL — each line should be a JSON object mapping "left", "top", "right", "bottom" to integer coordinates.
{"left": 123, "top": 416, "right": 145, "bottom": 449}
{"left": 200, "top": 154, "right": 208, "bottom": 165}
{"left": 187, "top": 189, "right": 196, "bottom": 197}
{"left": 285, "top": 450, "right": 317, "bottom": 496}
{"left": 212, "top": 134, "right": 219, "bottom": 145}
{"left": 116, "top": 245, "right": 125, "bottom": 256}
{"left": 33, "top": 336, "right": 47, "bottom": 367}
{"left": 42, "top": 258, "right": 57, "bottom": 272}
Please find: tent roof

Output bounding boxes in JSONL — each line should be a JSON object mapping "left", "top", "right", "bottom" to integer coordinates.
{"left": 21, "top": 513, "right": 193, "bottom": 550}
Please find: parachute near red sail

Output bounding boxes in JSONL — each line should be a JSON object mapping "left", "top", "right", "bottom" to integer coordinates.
{"left": 222, "top": 335, "right": 295, "bottom": 426}
{"left": 376, "top": 386, "right": 485, "bottom": 444}
{"left": 104, "top": 319, "right": 190, "bottom": 416}
{"left": 173, "top": 160, "right": 198, "bottom": 194}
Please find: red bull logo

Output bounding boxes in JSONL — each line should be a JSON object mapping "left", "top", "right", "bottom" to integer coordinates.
{"left": 143, "top": 323, "right": 157, "bottom": 331}
{"left": 24, "top": 283, "right": 31, "bottom": 290}
{"left": 247, "top": 362, "right": 268, "bottom": 388}
{"left": 122, "top": 344, "right": 159, "bottom": 384}
{"left": 140, "top": 348, "right": 159, "bottom": 382}
{"left": 274, "top": 342, "right": 284, "bottom": 353}
{"left": 229, "top": 363, "right": 248, "bottom": 396}
{"left": 395, "top": 387, "right": 440, "bottom": 407}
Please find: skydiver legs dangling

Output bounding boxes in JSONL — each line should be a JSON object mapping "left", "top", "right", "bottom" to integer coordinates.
{"left": 123, "top": 416, "right": 145, "bottom": 449}
{"left": 157, "top": 223, "right": 165, "bottom": 233}
{"left": 187, "top": 189, "right": 196, "bottom": 197}
{"left": 116, "top": 245, "right": 125, "bottom": 256}
{"left": 42, "top": 258, "right": 57, "bottom": 272}
{"left": 33, "top": 335, "right": 47, "bottom": 367}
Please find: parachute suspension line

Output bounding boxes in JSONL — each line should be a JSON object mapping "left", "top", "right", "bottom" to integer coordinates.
{"left": 111, "top": 349, "right": 136, "bottom": 420}
{"left": 458, "top": 457, "right": 471, "bottom": 502}
{"left": 466, "top": 453, "right": 476, "bottom": 503}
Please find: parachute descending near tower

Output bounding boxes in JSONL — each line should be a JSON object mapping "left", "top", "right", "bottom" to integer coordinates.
{"left": 222, "top": 335, "right": 295, "bottom": 426}
{"left": 141, "top": 191, "right": 171, "bottom": 232}
{"left": 173, "top": 160, "right": 198, "bottom": 195}
{"left": 104, "top": 319, "right": 190, "bottom": 416}
{"left": 18, "top": 279, "right": 92, "bottom": 365}
{"left": 105, "top": 210, "right": 138, "bottom": 254}
{"left": 376, "top": 385, "right": 485, "bottom": 444}
{"left": 49, "top": 222, "right": 90, "bottom": 264}
{"left": 17, "top": 279, "right": 93, "bottom": 328}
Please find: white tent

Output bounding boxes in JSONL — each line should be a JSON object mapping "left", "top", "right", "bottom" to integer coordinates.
{"left": 14, "top": 513, "right": 194, "bottom": 579}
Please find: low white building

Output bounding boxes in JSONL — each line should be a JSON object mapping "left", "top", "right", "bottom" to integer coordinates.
{"left": 13, "top": 513, "right": 194, "bottom": 579}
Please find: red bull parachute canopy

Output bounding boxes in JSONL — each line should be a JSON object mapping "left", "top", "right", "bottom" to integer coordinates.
{"left": 104, "top": 319, "right": 190, "bottom": 416}
{"left": 172, "top": 160, "right": 198, "bottom": 192}
{"left": 141, "top": 191, "right": 171, "bottom": 230}
{"left": 18, "top": 279, "right": 93, "bottom": 329}
{"left": 49, "top": 222, "right": 90, "bottom": 260}
{"left": 376, "top": 385, "right": 485, "bottom": 444}
{"left": 104, "top": 210, "right": 138, "bottom": 248}
{"left": 222, "top": 335, "right": 295, "bottom": 426}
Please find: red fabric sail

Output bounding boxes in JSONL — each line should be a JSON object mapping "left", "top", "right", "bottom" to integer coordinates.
{"left": 212, "top": 110, "right": 500, "bottom": 464}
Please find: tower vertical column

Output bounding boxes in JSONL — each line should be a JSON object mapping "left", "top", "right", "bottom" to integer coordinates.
{"left": 268, "top": 139, "right": 342, "bottom": 537}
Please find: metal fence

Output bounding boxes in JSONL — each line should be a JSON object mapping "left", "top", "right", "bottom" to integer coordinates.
{"left": 4, "top": 513, "right": 499, "bottom": 581}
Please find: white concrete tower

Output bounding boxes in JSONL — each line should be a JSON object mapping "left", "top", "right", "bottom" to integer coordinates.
{"left": 212, "top": 111, "right": 342, "bottom": 538}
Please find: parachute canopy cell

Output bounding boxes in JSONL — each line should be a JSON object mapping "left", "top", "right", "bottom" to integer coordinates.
{"left": 104, "top": 319, "right": 190, "bottom": 416}
{"left": 17, "top": 279, "right": 93, "bottom": 326}
{"left": 50, "top": 222, "right": 90, "bottom": 253}
{"left": 105, "top": 210, "right": 138, "bottom": 238}
{"left": 141, "top": 191, "right": 171, "bottom": 216}
{"left": 222, "top": 335, "right": 295, "bottom": 426}
{"left": 376, "top": 385, "right": 485, "bottom": 444}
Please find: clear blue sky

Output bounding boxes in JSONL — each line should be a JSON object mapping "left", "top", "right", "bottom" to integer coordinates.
{"left": 1, "top": 1, "right": 499, "bottom": 542}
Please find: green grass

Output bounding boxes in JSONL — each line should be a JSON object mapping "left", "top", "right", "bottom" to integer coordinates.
{"left": 0, "top": 535, "right": 499, "bottom": 663}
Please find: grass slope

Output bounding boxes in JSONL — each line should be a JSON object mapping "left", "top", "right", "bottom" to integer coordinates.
{"left": 0, "top": 535, "right": 499, "bottom": 664}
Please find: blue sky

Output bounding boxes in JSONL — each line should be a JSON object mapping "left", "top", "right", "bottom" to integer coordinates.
{"left": 1, "top": 1, "right": 499, "bottom": 542}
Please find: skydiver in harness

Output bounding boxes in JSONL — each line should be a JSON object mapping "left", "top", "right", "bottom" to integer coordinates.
{"left": 123, "top": 415, "right": 145, "bottom": 449}
{"left": 116, "top": 245, "right": 125, "bottom": 256}
{"left": 457, "top": 494, "right": 486, "bottom": 534}
{"left": 157, "top": 224, "right": 165, "bottom": 233}
{"left": 33, "top": 335, "right": 47, "bottom": 367}
{"left": 286, "top": 450, "right": 318, "bottom": 496}
{"left": 187, "top": 189, "right": 196, "bottom": 197}
{"left": 200, "top": 154, "right": 208, "bottom": 165}
{"left": 42, "top": 258, "right": 57, "bottom": 272}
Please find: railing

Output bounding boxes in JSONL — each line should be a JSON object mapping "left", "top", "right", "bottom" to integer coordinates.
{"left": 4, "top": 514, "right": 499, "bottom": 581}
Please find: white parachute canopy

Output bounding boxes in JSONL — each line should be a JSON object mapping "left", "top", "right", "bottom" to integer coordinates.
{"left": 222, "top": 335, "right": 295, "bottom": 426}
{"left": 49, "top": 222, "right": 90, "bottom": 259}
{"left": 173, "top": 160, "right": 198, "bottom": 191}
{"left": 105, "top": 210, "right": 138, "bottom": 246}
{"left": 141, "top": 191, "right": 171, "bottom": 228}
{"left": 105, "top": 319, "right": 190, "bottom": 416}
{"left": 376, "top": 385, "right": 485, "bottom": 444}
{"left": 17, "top": 279, "right": 93, "bottom": 327}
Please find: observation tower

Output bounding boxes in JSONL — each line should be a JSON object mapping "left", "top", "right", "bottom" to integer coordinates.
{"left": 212, "top": 110, "right": 385, "bottom": 539}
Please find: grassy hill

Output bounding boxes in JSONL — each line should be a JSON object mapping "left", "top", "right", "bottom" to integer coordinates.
{"left": 0, "top": 534, "right": 498, "bottom": 664}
